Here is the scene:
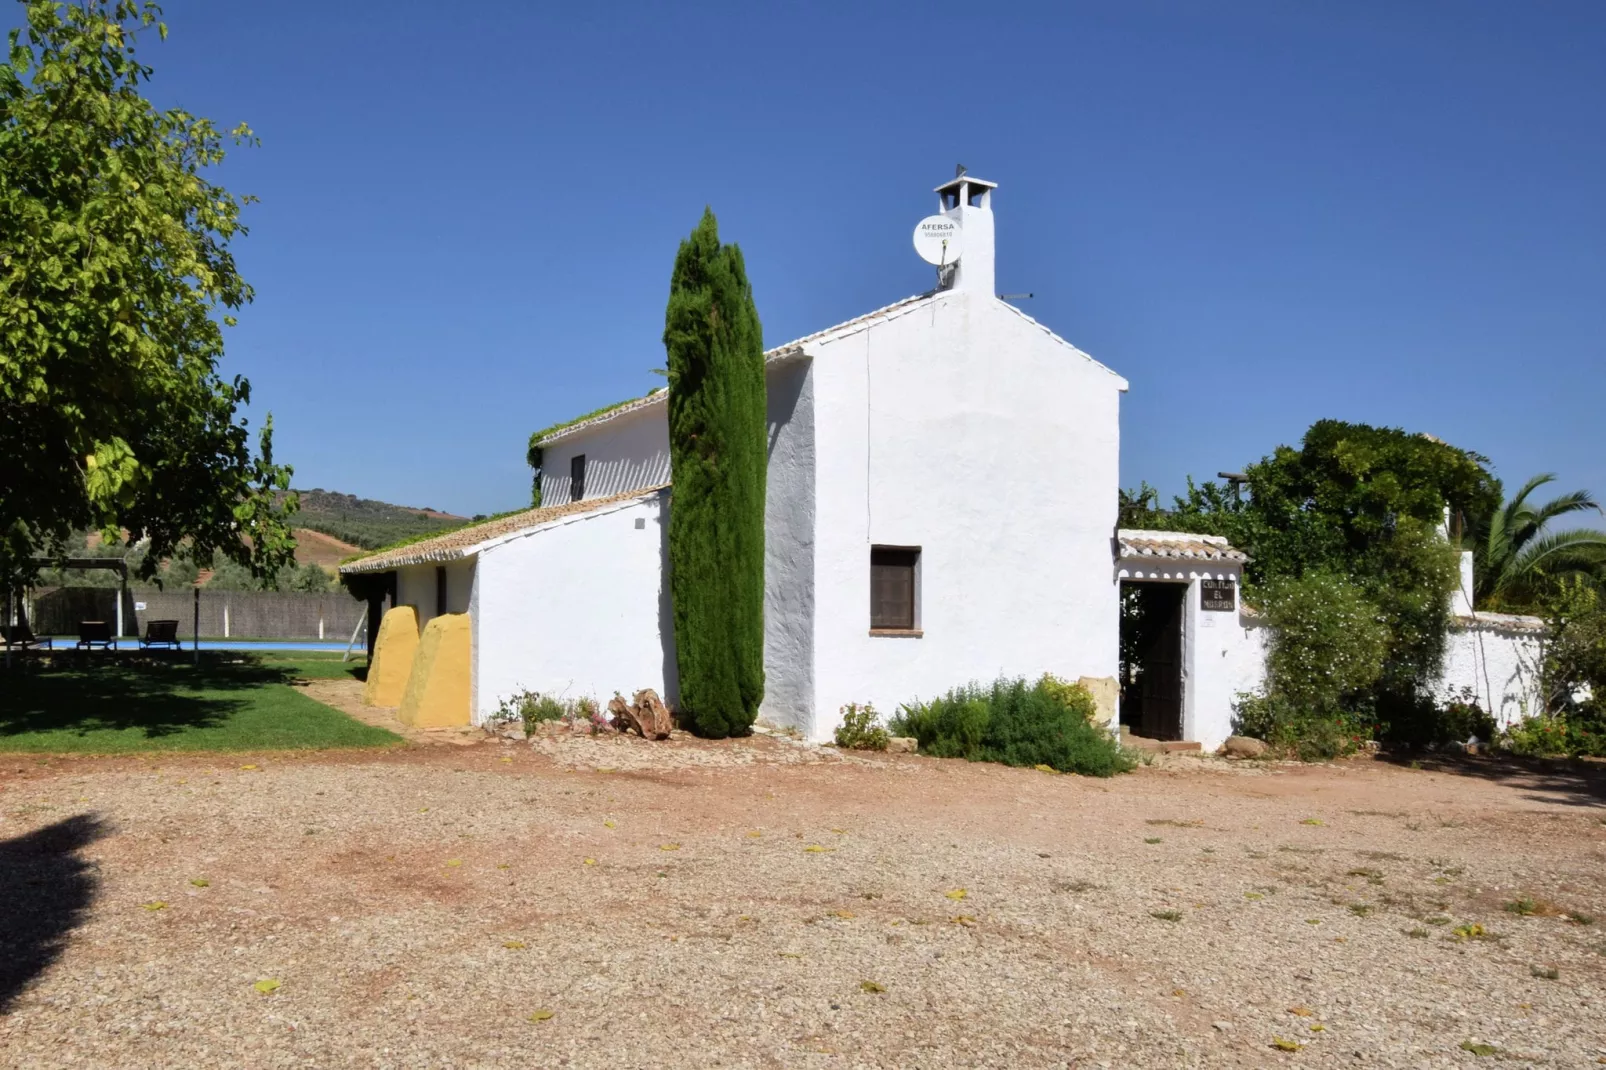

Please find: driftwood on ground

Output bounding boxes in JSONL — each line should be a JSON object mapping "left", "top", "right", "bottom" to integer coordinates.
{"left": 609, "top": 688, "right": 673, "bottom": 740}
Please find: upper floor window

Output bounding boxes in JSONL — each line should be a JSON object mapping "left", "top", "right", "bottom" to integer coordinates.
{"left": 570, "top": 454, "right": 586, "bottom": 502}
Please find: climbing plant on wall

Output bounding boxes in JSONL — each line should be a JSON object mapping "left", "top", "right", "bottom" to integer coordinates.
{"left": 662, "top": 209, "right": 767, "bottom": 737}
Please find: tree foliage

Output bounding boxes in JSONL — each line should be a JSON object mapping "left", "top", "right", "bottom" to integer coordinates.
{"left": 662, "top": 208, "right": 765, "bottom": 738}
{"left": 0, "top": 1, "right": 295, "bottom": 584}
{"left": 1470, "top": 474, "right": 1606, "bottom": 612}
{"left": 1133, "top": 421, "right": 1496, "bottom": 741}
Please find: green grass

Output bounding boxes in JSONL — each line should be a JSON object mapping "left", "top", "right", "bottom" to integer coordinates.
{"left": 0, "top": 652, "right": 398, "bottom": 753}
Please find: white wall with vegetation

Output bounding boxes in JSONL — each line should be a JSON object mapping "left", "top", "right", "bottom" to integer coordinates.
{"left": 470, "top": 491, "right": 674, "bottom": 724}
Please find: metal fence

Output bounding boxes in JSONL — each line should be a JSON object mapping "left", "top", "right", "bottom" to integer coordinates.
{"left": 27, "top": 587, "right": 365, "bottom": 641}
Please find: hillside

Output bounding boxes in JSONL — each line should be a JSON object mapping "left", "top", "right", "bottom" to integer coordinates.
{"left": 291, "top": 490, "right": 468, "bottom": 551}
{"left": 292, "top": 527, "right": 365, "bottom": 568}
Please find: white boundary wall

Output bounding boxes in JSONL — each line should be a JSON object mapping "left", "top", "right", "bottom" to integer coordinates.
{"left": 470, "top": 492, "right": 675, "bottom": 724}
{"left": 1436, "top": 620, "right": 1545, "bottom": 730}
{"left": 1206, "top": 599, "right": 1544, "bottom": 743}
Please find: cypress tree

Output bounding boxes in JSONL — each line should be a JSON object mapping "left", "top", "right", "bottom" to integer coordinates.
{"left": 663, "top": 209, "right": 766, "bottom": 738}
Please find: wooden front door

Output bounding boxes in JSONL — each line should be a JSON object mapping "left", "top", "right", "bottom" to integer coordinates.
{"left": 1138, "top": 584, "right": 1185, "bottom": 741}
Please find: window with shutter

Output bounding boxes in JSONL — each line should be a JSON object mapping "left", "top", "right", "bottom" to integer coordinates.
{"left": 570, "top": 454, "right": 586, "bottom": 502}
{"left": 869, "top": 547, "right": 920, "bottom": 633}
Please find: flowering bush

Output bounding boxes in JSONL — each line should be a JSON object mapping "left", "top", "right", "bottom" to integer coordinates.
{"left": 1260, "top": 571, "right": 1389, "bottom": 712}
{"left": 1501, "top": 712, "right": 1605, "bottom": 758}
{"left": 833, "top": 703, "right": 889, "bottom": 751}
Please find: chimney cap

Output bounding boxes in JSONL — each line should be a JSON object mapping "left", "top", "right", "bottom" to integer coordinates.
{"left": 934, "top": 174, "right": 997, "bottom": 195}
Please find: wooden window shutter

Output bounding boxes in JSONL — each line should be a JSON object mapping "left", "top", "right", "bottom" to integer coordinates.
{"left": 870, "top": 547, "right": 918, "bottom": 630}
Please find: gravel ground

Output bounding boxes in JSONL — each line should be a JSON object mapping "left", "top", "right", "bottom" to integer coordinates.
{"left": 1, "top": 728, "right": 1603, "bottom": 1069}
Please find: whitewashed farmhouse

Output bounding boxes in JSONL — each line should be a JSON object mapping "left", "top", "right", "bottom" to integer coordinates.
{"left": 342, "top": 171, "right": 1543, "bottom": 748}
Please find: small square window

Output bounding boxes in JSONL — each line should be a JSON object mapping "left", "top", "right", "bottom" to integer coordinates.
{"left": 570, "top": 454, "right": 586, "bottom": 502}
{"left": 870, "top": 547, "right": 919, "bottom": 631}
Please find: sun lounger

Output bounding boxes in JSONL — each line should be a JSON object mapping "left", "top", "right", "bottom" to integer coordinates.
{"left": 76, "top": 620, "right": 117, "bottom": 651}
{"left": 140, "top": 619, "right": 182, "bottom": 650}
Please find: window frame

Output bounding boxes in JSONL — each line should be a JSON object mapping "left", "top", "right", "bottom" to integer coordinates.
{"left": 869, "top": 545, "right": 922, "bottom": 636}
{"left": 570, "top": 454, "right": 586, "bottom": 502}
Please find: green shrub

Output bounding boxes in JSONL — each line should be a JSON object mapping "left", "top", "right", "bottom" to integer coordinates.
{"left": 1232, "top": 692, "right": 1373, "bottom": 761}
{"left": 1536, "top": 580, "right": 1606, "bottom": 753}
{"left": 1376, "top": 688, "right": 1496, "bottom": 749}
{"left": 490, "top": 689, "right": 568, "bottom": 738}
{"left": 1501, "top": 713, "right": 1605, "bottom": 758}
{"left": 833, "top": 703, "right": 889, "bottom": 751}
{"left": 889, "top": 676, "right": 1134, "bottom": 777}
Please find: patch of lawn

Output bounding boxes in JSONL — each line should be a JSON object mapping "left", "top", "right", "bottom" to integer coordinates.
{"left": 0, "top": 653, "right": 397, "bottom": 753}
{"left": 252, "top": 652, "right": 368, "bottom": 681}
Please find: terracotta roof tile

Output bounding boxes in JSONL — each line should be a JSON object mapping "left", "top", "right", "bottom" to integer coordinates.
{"left": 1116, "top": 528, "right": 1249, "bottom": 562}
{"left": 340, "top": 486, "right": 667, "bottom": 574}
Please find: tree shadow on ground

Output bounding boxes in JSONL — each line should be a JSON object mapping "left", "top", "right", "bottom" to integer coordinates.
{"left": 0, "top": 654, "right": 294, "bottom": 739}
{"left": 0, "top": 814, "right": 107, "bottom": 1012}
{"left": 1379, "top": 751, "right": 1606, "bottom": 809}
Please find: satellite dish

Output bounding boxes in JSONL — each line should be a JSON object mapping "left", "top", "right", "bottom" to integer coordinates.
{"left": 912, "top": 215, "right": 963, "bottom": 267}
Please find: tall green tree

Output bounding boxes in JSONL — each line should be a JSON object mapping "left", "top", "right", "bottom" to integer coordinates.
{"left": 1471, "top": 474, "right": 1606, "bottom": 611}
{"left": 0, "top": 0, "right": 296, "bottom": 585}
{"left": 662, "top": 208, "right": 765, "bottom": 738}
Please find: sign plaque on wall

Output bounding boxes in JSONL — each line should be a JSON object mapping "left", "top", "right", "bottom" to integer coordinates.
{"left": 1200, "top": 579, "right": 1236, "bottom": 612}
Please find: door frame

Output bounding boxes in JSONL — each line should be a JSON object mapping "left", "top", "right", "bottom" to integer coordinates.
{"left": 1119, "top": 578, "right": 1188, "bottom": 741}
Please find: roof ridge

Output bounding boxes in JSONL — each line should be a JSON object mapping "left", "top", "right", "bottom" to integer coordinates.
{"left": 533, "top": 293, "right": 938, "bottom": 448}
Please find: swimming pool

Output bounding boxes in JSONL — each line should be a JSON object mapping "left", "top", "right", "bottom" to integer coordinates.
{"left": 192, "top": 640, "right": 355, "bottom": 653}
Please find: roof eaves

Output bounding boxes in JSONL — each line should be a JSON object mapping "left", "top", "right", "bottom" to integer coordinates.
{"left": 339, "top": 486, "right": 668, "bottom": 574}
{"left": 466, "top": 486, "right": 668, "bottom": 557}
{"left": 997, "top": 300, "right": 1128, "bottom": 390}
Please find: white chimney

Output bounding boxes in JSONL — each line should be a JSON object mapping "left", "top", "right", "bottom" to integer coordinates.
{"left": 934, "top": 171, "right": 996, "bottom": 296}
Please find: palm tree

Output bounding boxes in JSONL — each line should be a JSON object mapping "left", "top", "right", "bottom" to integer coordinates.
{"left": 1471, "top": 474, "right": 1606, "bottom": 611}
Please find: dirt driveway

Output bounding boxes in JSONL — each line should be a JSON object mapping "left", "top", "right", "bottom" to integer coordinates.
{"left": 1, "top": 733, "right": 1602, "bottom": 1069}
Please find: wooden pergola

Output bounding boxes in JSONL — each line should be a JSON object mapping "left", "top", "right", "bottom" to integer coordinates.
{"left": 8, "top": 556, "right": 131, "bottom": 635}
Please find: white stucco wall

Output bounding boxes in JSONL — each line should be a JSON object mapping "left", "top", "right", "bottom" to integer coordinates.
{"left": 806, "top": 291, "right": 1127, "bottom": 741}
{"left": 1115, "top": 561, "right": 1262, "bottom": 752}
{"left": 539, "top": 401, "right": 670, "bottom": 504}
{"left": 761, "top": 354, "right": 817, "bottom": 731}
{"left": 395, "top": 558, "right": 475, "bottom": 633}
{"left": 1207, "top": 599, "right": 1544, "bottom": 743}
{"left": 471, "top": 491, "right": 675, "bottom": 723}
{"left": 1437, "top": 622, "right": 1544, "bottom": 731}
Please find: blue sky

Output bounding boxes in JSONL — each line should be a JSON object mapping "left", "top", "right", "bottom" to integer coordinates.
{"left": 29, "top": 1, "right": 1606, "bottom": 519}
